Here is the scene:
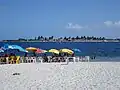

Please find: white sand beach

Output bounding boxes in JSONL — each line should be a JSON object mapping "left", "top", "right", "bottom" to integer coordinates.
{"left": 0, "top": 62, "right": 120, "bottom": 90}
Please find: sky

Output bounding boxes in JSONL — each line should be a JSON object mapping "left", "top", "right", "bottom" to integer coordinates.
{"left": 0, "top": 0, "right": 120, "bottom": 40}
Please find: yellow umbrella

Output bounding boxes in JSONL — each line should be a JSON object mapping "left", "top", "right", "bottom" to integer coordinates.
{"left": 60, "top": 49, "right": 74, "bottom": 54}
{"left": 48, "top": 49, "right": 59, "bottom": 54}
{"left": 26, "top": 47, "right": 37, "bottom": 52}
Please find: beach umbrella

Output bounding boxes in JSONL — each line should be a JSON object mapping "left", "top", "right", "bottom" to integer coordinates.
{"left": 9, "top": 45, "right": 28, "bottom": 52}
{"left": 1, "top": 44, "right": 28, "bottom": 56}
{"left": 1, "top": 44, "right": 10, "bottom": 51}
{"left": 60, "top": 49, "right": 74, "bottom": 54}
{"left": 48, "top": 49, "right": 59, "bottom": 54}
{"left": 72, "top": 48, "right": 81, "bottom": 52}
{"left": 2, "top": 44, "right": 27, "bottom": 52}
{"left": 26, "top": 47, "right": 37, "bottom": 52}
{"left": 35, "top": 48, "right": 47, "bottom": 53}
{"left": 26, "top": 47, "right": 38, "bottom": 56}
{"left": 35, "top": 48, "right": 43, "bottom": 53}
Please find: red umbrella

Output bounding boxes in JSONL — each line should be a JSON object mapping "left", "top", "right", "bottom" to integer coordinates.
{"left": 35, "top": 48, "right": 45, "bottom": 53}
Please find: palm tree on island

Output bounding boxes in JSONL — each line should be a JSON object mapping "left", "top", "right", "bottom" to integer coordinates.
{"left": 2, "top": 36, "right": 120, "bottom": 42}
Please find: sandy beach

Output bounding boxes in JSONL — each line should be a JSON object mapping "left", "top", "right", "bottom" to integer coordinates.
{"left": 0, "top": 62, "right": 120, "bottom": 90}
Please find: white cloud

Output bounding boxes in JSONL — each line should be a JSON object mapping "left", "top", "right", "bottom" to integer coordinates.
{"left": 65, "top": 21, "right": 120, "bottom": 32}
{"left": 114, "top": 21, "right": 120, "bottom": 26}
{"left": 104, "top": 21, "right": 120, "bottom": 27}
{"left": 104, "top": 21, "right": 113, "bottom": 26}
{"left": 66, "top": 23, "right": 84, "bottom": 29}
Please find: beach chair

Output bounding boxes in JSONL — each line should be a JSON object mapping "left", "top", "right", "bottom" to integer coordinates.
{"left": 81, "top": 56, "right": 86, "bottom": 62}
{"left": 8, "top": 56, "right": 14, "bottom": 64}
{"left": 16, "top": 56, "right": 20, "bottom": 64}
{"left": 8, "top": 56, "right": 19, "bottom": 64}
{"left": 0, "top": 57, "right": 2, "bottom": 64}
{"left": 68, "top": 57, "right": 74, "bottom": 62}
{"left": 47, "top": 56, "right": 52, "bottom": 63}
{"left": 0, "top": 57, "right": 6, "bottom": 64}
{"left": 25, "top": 57, "right": 30, "bottom": 63}
{"left": 64, "top": 57, "right": 68, "bottom": 62}
{"left": 85, "top": 56, "right": 90, "bottom": 62}
{"left": 25, "top": 57, "right": 36, "bottom": 63}
{"left": 78, "top": 57, "right": 81, "bottom": 62}
{"left": 20, "top": 57, "right": 25, "bottom": 63}
{"left": 6, "top": 57, "right": 9, "bottom": 64}
{"left": 37, "top": 57, "right": 43, "bottom": 63}
{"left": 74, "top": 56, "right": 79, "bottom": 62}
{"left": 25, "top": 57, "right": 29, "bottom": 63}
{"left": 7, "top": 56, "right": 19, "bottom": 64}
{"left": 81, "top": 56, "right": 90, "bottom": 62}
{"left": 58, "top": 57, "right": 64, "bottom": 62}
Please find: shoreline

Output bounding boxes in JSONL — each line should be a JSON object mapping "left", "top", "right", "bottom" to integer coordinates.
{"left": 1, "top": 40, "right": 120, "bottom": 43}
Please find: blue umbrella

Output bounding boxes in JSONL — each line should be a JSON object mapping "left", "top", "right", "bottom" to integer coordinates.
{"left": 72, "top": 48, "right": 81, "bottom": 52}
{"left": 9, "top": 45, "right": 28, "bottom": 52}
{"left": 3, "top": 44, "right": 27, "bottom": 52}
{"left": 2, "top": 44, "right": 9, "bottom": 50}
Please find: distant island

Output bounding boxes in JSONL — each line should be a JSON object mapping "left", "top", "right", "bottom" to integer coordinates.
{"left": 2, "top": 36, "right": 120, "bottom": 42}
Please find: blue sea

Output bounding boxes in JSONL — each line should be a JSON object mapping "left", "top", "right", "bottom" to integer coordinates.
{"left": 1, "top": 42, "right": 120, "bottom": 62}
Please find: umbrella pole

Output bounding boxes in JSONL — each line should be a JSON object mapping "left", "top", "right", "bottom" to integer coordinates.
{"left": 6, "top": 49, "right": 8, "bottom": 56}
{"left": 24, "top": 52, "right": 27, "bottom": 57}
{"left": 33, "top": 52, "right": 36, "bottom": 56}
